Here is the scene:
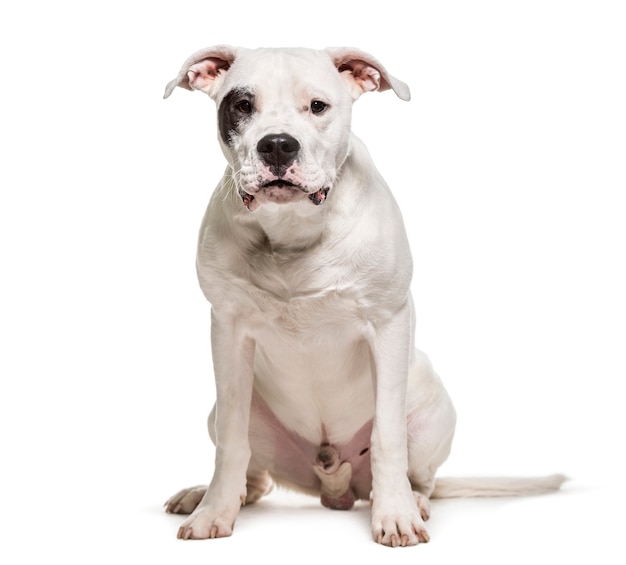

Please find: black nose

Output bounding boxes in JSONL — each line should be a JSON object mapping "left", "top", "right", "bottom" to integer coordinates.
{"left": 257, "top": 133, "right": 300, "bottom": 172}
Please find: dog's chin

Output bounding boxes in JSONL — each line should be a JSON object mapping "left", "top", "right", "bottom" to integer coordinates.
{"left": 240, "top": 181, "right": 329, "bottom": 211}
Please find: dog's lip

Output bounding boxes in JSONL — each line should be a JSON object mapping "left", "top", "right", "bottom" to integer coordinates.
{"left": 261, "top": 179, "right": 302, "bottom": 190}
{"left": 239, "top": 183, "right": 330, "bottom": 210}
{"left": 308, "top": 187, "right": 329, "bottom": 205}
{"left": 260, "top": 181, "right": 330, "bottom": 200}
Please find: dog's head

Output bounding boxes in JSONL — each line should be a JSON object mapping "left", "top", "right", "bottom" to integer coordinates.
{"left": 164, "top": 46, "right": 409, "bottom": 211}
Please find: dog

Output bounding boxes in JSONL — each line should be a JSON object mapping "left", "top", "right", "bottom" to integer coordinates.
{"left": 163, "top": 45, "right": 565, "bottom": 547}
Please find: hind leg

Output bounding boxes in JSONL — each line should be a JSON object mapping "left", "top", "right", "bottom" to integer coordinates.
{"left": 243, "top": 468, "right": 273, "bottom": 504}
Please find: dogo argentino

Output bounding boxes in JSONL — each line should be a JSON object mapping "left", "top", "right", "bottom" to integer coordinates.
{"left": 163, "top": 45, "right": 565, "bottom": 547}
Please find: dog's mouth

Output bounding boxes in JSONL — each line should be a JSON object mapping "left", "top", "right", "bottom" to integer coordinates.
{"left": 264, "top": 179, "right": 300, "bottom": 191}
{"left": 239, "top": 180, "right": 329, "bottom": 211}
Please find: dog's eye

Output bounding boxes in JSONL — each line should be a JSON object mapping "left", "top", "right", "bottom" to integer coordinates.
{"left": 310, "top": 100, "right": 328, "bottom": 114}
{"left": 235, "top": 100, "right": 253, "bottom": 114}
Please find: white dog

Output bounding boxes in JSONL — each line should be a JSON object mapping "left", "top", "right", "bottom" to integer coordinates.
{"left": 163, "top": 45, "right": 565, "bottom": 547}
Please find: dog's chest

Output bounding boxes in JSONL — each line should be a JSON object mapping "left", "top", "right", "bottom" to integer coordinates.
{"left": 239, "top": 247, "right": 374, "bottom": 341}
{"left": 200, "top": 222, "right": 384, "bottom": 443}
{"left": 242, "top": 273, "right": 377, "bottom": 445}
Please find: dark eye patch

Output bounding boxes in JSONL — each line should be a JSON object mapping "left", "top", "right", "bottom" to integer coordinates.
{"left": 218, "top": 88, "right": 256, "bottom": 145}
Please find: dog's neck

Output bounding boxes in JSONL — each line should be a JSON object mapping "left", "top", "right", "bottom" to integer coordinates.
{"left": 245, "top": 200, "right": 329, "bottom": 253}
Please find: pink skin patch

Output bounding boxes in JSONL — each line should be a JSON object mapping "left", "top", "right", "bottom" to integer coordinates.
{"left": 308, "top": 187, "right": 329, "bottom": 205}
{"left": 249, "top": 391, "right": 373, "bottom": 503}
{"left": 241, "top": 192, "right": 258, "bottom": 211}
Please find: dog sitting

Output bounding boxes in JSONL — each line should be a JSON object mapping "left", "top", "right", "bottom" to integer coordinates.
{"left": 163, "top": 45, "right": 565, "bottom": 547}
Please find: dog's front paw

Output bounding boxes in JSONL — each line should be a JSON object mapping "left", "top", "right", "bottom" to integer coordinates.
{"left": 176, "top": 506, "right": 239, "bottom": 540}
{"left": 370, "top": 498, "right": 430, "bottom": 547}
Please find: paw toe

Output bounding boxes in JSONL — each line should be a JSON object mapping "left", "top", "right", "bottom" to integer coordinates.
{"left": 176, "top": 511, "right": 235, "bottom": 540}
{"left": 372, "top": 512, "right": 430, "bottom": 547}
{"left": 412, "top": 491, "right": 432, "bottom": 521}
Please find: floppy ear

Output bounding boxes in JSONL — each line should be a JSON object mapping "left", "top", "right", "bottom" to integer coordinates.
{"left": 163, "top": 45, "right": 240, "bottom": 99}
{"left": 325, "top": 47, "right": 410, "bottom": 101}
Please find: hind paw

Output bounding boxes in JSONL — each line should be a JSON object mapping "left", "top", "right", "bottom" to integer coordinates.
{"left": 164, "top": 486, "right": 207, "bottom": 515}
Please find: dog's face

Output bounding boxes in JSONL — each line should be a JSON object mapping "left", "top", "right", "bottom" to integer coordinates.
{"left": 164, "top": 46, "right": 410, "bottom": 211}
{"left": 214, "top": 49, "right": 354, "bottom": 211}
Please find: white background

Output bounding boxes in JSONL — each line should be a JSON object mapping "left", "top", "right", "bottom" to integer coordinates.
{"left": 1, "top": 1, "right": 625, "bottom": 563}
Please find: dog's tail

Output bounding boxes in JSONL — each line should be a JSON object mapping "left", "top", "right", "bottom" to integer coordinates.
{"left": 431, "top": 474, "right": 568, "bottom": 498}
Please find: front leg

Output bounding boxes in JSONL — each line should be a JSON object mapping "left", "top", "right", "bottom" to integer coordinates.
{"left": 177, "top": 311, "right": 255, "bottom": 540}
{"left": 367, "top": 301, "right": 428, "bottom": 547}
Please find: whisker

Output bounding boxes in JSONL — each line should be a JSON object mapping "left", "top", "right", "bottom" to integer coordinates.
{"left": 220, "top": 167, "right": 244, "bottom": 203}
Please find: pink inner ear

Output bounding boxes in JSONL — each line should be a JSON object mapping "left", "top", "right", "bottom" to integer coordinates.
{"left": 187, "top": 57, "right": 231, "bottom": 92}
{"left": 338, "top": 60, "right": 381, "bottom": 93}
